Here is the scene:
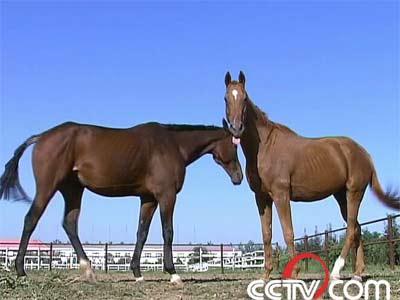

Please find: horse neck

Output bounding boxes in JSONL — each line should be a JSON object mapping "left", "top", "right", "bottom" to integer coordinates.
{"left": 172, "top": 129, "right": 226, "bottom": 165}
{"left": 246, "top": 98, "right": 268, "bottom": 128}
{"left": 242, "top": 98, "right": 273, "bottom": 143}
{"left": 241, "top": 98, "right": 295, "bottom": 159}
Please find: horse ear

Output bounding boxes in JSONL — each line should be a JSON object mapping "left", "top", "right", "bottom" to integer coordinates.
{"left": 239, "top": 71, "right": 246, "bottom": 86}
{"left": 222, "top": 118, "right": 229, "bottom": 130}
{"left": 225, "top": 72, "right": 232, "bottom": 87}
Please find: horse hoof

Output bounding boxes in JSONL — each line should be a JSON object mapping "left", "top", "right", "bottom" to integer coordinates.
{"left": 16, "top": 268, "right": 27, "bottom": 277}
{"left": 135, "top": 276, "right": 144, "bottom": 282}
{"left": 352, "top": 275, "right": 362, "bottom": 282}
{"left": 84, "top": 271, "right": 97, "bottom": 283}
{"left": 17, "top": 275, "right": 28, "bottom": 283}
{"left": 170, "top": 274, "right": 183, "bottom": 286}
{"left": 85, "top": 276, "right": 96, "bottom": 283}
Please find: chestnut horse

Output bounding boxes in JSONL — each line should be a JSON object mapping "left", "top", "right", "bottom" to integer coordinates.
{"left": 0, "top": 121, "right": 243, "bottom": 284}
{"left": 223, "top": 71, "right": 399, "bottom": 281}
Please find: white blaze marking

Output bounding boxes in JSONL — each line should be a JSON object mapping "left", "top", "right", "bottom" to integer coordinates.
{"left": 232, "top": 89, "right": 238, "bottom": 100}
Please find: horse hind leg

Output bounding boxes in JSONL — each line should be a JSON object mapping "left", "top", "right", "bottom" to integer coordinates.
{"left": 16, "top": 189, "right": 55, "bottom": 276}
{"left": 60, "top": 179, "right": 95, "bottom": 282}
{"left": 131, "top": 196, "right": 158, "bottom": 281}
{"left": 331, "top": 189, "right": 364, "bottom": 280}
{"left": 353, "top": 222, "right": 365, "bottom": 280}
{"left": 15, "top": 134, "right": 75, "bottom": 277}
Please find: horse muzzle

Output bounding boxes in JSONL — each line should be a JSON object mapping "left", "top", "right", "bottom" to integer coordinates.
{"left": 231, "top": 171, "right": 243, "bottom": 185}
{"left": 228, "top": 123, "right": 244, "bottom": 138}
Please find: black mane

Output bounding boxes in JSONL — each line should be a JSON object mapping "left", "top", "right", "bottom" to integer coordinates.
{"left": 162, "top": 124, "right": 221, "bottom": 131}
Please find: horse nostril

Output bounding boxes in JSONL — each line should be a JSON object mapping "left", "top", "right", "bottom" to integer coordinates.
{"left": 239, "top": 123, "right": 244, "bottom": 131}
{"left": 232, "top": 173, "right": 242, "bottom": 185}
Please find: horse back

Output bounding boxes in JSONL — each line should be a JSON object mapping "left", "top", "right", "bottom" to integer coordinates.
{"left": 31, "top": 122, "right": 183, "bottom": 196}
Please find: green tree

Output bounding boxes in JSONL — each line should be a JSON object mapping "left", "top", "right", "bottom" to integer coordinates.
{"left": 362, "top": 228, "right": 387, "bottom": 266}
{"left": 176, "top": 257, "right": 183, "bottom": 265}
{"left": 295, "top": 226, "right": 323, "bottom": 252}
{"left": 384, "top": 215, "right": 400, "bottom": 265}
{"left": 239, "top": 240, "right": 263, "bottom": 253}
{"left": 188, "top": 246, "right": 211, "bottom": 264}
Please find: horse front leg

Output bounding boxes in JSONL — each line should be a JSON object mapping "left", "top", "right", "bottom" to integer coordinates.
{"left": 271, "top": 184, "right": 300, "bottom": 278}
{"left": 157, "top": 191, "right": 182, "bottom": 285}
{"left": 255, "top": 192, "right": 274, "bottom": 281}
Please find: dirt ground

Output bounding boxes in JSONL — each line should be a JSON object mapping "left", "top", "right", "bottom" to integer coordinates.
{"left": 1, "top": 269, "right": 399, "bottom": 299}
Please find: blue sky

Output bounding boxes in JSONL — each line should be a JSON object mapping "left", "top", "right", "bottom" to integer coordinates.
{"left": 0, "top": 1, "right": 398, "bottom": 246}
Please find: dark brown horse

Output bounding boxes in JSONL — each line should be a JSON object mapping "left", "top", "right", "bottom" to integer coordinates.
{"left": 223, "top": 71, "right": 399, "bottom": 281}
{"left": 0, "top": 121, "right": 243, "bottom": 284}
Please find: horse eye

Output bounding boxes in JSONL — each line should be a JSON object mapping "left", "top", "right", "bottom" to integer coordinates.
{"left": 224, "top": 97, "right": 228, "bottom": 103}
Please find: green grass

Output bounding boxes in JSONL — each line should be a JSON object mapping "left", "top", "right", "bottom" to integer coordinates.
{"left": 1, "top": 268, "right": 399, "bottom": 299}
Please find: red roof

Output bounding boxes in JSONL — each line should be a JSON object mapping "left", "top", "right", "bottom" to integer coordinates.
{"left": 0, "top": 239, "right": 49, "bottom": 250}
{"left": 171, "top": 245, "right": 238, "bottom": 252}
{"left": 0, "top": 240, "right": 238, "bottom": 252}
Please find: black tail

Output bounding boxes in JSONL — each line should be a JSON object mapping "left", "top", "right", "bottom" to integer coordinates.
{"left": 0, "top": 135, "right": 40, "bottom": 202}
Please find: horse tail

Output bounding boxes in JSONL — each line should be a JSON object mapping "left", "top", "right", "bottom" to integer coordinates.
{"left": 0, "top": 134, "right": 41, "bottom": 202}
{"left": 370, "top": 169, "right": 400, "bottom": 211}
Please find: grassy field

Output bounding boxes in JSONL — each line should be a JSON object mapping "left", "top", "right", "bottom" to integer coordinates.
{"left": 1, "top": 268, "right": 399, "bottom": 299}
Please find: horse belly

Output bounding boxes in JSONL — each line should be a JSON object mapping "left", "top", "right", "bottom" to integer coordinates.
{"left": 290, "top": 169, "right": 346, "bottom": 201}
{"left": 74, "top": 158, "right": 148, "bottom": 197}
{"left": 85, "top": 185, "right": 145, "bottom": 197}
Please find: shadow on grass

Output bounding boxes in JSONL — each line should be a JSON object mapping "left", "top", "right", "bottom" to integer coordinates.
{"left": 111, "top": 275, "right": 329, "bottom": 284}
{"left": 104, "top": 272, "right": 399, "bottom": 284}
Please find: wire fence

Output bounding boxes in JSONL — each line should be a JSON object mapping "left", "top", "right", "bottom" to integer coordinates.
{"left": 0, "top": 214, "right": 398, "bottom": 274}
{"left": 292, "top": 213, "right": 400, "bottom": 272}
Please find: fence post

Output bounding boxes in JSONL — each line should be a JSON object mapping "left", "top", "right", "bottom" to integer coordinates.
{"left": 275, "top": 242, "right": 280, "bottom": 270}
{"left": 105, "top": 243, "right": 108, "bottom": 273}
{"left": 387, "top": 215, "right": 395, "bottom": 270}
{"left": 5, "top": 247, "right": 8, "bottom": 269}
{"left": 232, "top": 248, "right": 235, "bottom": 270}
{"left": 304, "top": 235, "right": 309, "bottom": 272}
{"left": 220, "top": 244, "right": 224, "bottom": 274}
{"left": 38, "top": 248, "right": 41, "bottom": 270}
{"left": 199, "top": 247, "right": 202, "bottom": 267}
{"left": 324, "top": 230, "right": 330, "bottom": 267}
{"left": 49, "top": 243, "right": 53, "bottom": 271}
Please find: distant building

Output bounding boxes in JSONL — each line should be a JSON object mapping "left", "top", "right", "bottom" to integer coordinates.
{"left": 0, "top": 240, "right": 261, "bottom": 272}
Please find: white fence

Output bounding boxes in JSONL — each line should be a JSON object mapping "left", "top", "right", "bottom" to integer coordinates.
{"left": 0, "top": 243, "right": 267, "bottom": 272}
